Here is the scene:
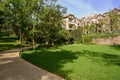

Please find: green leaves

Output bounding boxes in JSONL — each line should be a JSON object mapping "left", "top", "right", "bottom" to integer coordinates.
{"left": 109, "top": 9, "right": 119, "bottom": 31}
{"left": 1, "top": 0, "right": 67, "bottom": 46}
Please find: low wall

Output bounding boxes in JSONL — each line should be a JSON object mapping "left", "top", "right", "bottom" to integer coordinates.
{"left": 92, "top": 36, "right": 120, "bottom": 45}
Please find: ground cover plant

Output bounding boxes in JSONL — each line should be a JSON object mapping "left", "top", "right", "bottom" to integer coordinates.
{"left": 21, "top": 44, "right": 120, "bottom": 80}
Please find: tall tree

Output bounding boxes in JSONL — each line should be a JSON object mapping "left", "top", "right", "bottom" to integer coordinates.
{"left": 40, "top": 0, "right": 66, "bottom": 46}
{"left": 0, "top": 0, "right": 9, "bottom": 34}
{"left": 109, "top": 9, "right": 119, "bottom": 31}
{"left": 7, "top": 0, "right": 44, "bottom": 47}
{"left": 2, "top": 0, "right": 67, "bottom": 47}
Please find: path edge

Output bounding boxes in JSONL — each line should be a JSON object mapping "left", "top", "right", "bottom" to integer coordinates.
{"left": 19, "top": 47, "right": 65, "bottom": 80}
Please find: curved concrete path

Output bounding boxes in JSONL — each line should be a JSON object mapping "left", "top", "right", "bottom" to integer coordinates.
{"left": 0, "top": 48, "right": 65, "bottom": 80}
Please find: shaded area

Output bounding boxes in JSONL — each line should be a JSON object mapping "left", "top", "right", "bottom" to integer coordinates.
{"left": 80, "top": 50, "right": 120, "bottom": 66}
{"left": 0, "top": 44, "right": 23, "bottom": 52}
{"left": 22, "top": 47, "right": 120, "bottom": 80}
{"left": 21, "top": 49, "right": 80, "bottom": 79}
{"left": 110, "top": 45, "right": 120, "bottom": 50}
{"left": 0, "top": 36, "right": 23, "bottom": 51}
{"left": 0, "top": 37, "right": 18, "bottom": 43}
{"left": 0, "top": 50, "right": 64, "bottom": 80}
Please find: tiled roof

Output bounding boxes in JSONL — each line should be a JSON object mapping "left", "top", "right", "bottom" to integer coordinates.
{"left": 63, "top": 14, "right": 75, "bottom": 19}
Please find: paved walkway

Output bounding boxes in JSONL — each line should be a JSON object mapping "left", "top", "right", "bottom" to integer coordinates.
{"left": 0, "top": 48, "right": 65, "bottom": 80}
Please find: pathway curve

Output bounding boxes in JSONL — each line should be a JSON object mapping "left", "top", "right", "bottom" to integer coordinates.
{"left": 0, "top": 48, "right": 65, "bottom": 80}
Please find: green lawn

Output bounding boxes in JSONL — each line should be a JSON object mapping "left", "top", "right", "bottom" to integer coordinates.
{"left": 0, "top": 36, "right": 23, "bottom": 51}
{"left": 21, "top": 44, "right": 120, "bottom": 80}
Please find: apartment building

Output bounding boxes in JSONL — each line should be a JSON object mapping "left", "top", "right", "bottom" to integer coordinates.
{"left": 62, "top": 14, "right": 80, "bottom": 31}
{"left": 62, "top": 8, "right": 120, "bottom": 33}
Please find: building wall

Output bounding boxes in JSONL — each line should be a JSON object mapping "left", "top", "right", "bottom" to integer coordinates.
{"left": 62, "top": 8, "right": 120, "bottom": 32}
{"left": 62, "top": 14, "right": 79, "bottom": 31}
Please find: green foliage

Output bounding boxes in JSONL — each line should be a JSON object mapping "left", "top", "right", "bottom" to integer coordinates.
{"left": 57, "top": 28, "right": 71, "bottom": 44}
{"left": 0, "top": 0, "right": 9, "bottom": 33}
{"left": 109, "top": 9, "right": 120, "bottom": 31}
{"left": 70, "top": 28, "right": 83, "bottom": 41}
{"left": 0, "top": 0, "right": 67, "bottom": 46}
{"left": 82, "top": 32, "right": 119, "bottom": 43}
{"left": 38, "top": 0, "right": 67, "bottom": 46}
{"left": 22, "top": 44, "right": 120, "bottom": 80}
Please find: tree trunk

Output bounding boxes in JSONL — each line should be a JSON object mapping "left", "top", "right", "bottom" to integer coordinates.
{"left": 45, "top": 39, "right": 48, "bottom": 45}
{"left": 19, "top": 28, "right": 22, "bottom": 45}
{"left": 32, "top": 38, "right": 35, "bottom": 49}
{"left": 32, "top": 24, "right": 36, "bottom": 51}
{"left": 51, "top": 39, "right": 55, "bottom": 46}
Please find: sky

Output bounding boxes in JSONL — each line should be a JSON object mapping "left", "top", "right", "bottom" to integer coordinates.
{"left": 57, "top": 0, "right": 120, "bottom": 18}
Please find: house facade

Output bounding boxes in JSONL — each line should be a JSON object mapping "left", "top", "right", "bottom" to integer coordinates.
{"left": 62, "top": 8, "right": 120, "bottom": 33}
{"left": 62, "top": 14, "right": 80, "bottom": 31}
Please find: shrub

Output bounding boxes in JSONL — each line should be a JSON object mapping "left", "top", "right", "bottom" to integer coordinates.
{"left": 56, "top": 28, "right": 71, "bottom": 45}
{"left": 70, "top": 28, "right": 83, "bottom": 41}
{"left": 82, "top": 32, "right": 119, "bottom": 43}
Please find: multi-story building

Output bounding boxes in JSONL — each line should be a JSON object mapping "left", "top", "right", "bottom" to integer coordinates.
{"left": 62, "top": 8, "right": 120, "bottom": 33}
{"left": 62, "top": 14, "right": 80, "bottom": 31}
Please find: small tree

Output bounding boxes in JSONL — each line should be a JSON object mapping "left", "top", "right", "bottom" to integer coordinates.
{"left": 57, "top": 28, "right": 71, "bottom": 44}
{"left": 109, "top": 9, "right": 119, "bottom": 32}
{"left": 70, "top": 28, "right": 83, "bottom": 43}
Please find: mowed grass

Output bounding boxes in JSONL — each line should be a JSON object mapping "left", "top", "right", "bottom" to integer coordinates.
{"left": 0, "top": 36, "right": 23, "bottom": 51}
{"left": 21, "top": 44, "right": 120, "bottom": 80}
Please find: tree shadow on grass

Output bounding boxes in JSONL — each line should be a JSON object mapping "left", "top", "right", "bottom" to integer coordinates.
{"left": 110, "top": 45, "right": 120, "bottom": 50}
{"left": 0, "top": 37, "right": 18, "bottom": 43}
{"left": 21, "top": 48, "right": 120, "bottom": 79}
{"left": 81, "top": 50, "right": 120, "bottom": 66}
{"left": 0, "top": 44, "right": 23, "bottom": 52}
{"left": 21, "top": 49, "right": 80, "bottom": 79}
{"left": 0, "top": 36, "right": 24, "bottom": 51}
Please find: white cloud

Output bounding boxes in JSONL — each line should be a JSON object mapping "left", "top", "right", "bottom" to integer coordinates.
{"left": 58, "top": 0, "right": 97, "bottom": 18}
{"left": 58, "top": 0, "right": 116, "bottom": 18}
